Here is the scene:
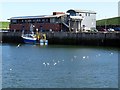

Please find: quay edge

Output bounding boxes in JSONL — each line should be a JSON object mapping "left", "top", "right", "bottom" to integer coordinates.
{"left": 1, "top": 32, "right": 120, "bottom": 47}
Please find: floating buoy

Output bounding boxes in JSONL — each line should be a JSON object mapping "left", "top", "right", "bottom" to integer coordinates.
{"left": 40, "top": 40, "right": 48, "bottom": 45}
{"left": 40, "top": 40, "right": 44, "bottom": 45}
{"left": 45, "top": 40, "right": 48, "bottom": 45}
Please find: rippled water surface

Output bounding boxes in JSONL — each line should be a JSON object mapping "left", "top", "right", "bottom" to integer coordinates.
{"left": 1, "top": 43, "right": 119, "bottom": 88}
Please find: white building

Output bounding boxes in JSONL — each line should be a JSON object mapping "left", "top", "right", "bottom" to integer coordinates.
{"left": 67, "top": 9, "right": 96, "bottom": 32}
{"left": 118, "top": 1, "right": 120, "bottom": 16}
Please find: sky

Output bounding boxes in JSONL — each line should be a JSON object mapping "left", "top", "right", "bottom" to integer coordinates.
{"left": 0, "top": 1, "right": 120, "bottom": 21}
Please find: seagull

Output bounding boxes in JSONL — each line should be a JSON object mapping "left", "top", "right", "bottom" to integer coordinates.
{"left": 54, "top": 62, "right": 57, "bottom": 66}
{"left": 16, "top": 44, "right": 21, "bottom": 48}
{"left": 74, "top": 56, "right": 77, "bottom": 59}
{"left": 47, "top": 63, "right": 50, "bottom": 65}
{"left": 83, "top": 56, "right": 86, "bottom": 59}
{"left": 111, "top": 52, "right": 113, "bottom": 55}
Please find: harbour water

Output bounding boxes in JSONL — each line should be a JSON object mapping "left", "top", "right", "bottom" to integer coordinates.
{"left": 1, "top": 43, "right": 119, "bottom": 88}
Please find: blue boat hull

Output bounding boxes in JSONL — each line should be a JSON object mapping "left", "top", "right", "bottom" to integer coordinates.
{"left": 21, "top": 34, "right": 48, "bottom": 45}
{"left": 23, "top": 38, "right": 36, "bottom": 44}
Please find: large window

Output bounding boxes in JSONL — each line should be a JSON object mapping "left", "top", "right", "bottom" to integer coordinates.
{"left": 85, "top": 13, "right": 90, "bottom": 16}
{"left": 21, "top": 20, "right": 24, "bottom": 23}
{"left": 70, "top": 13, "right": 76, "bottom": 16}
{"left": 37, "top": 19, "right": 41, "bottom": 23}
{"left": 11, "top": 19, "right": 17, "bottom": 24}
{"left": 50, "top": 18, "right": 56, "bottom": 23}
{"left": 88, "top": 13, "right": 90, "bottom": 16}
{"left": 42, "top": 19, "right": 45, "bottom": 22}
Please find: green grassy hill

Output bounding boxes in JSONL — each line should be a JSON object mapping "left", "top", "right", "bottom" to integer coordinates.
{"left": 0, "top": 21, "right": 9, "bottom": 29}
{"left": 96, "top": 17, "right": 120, "bottom": 26}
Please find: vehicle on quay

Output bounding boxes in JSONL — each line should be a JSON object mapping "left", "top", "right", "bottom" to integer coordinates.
{"left": 107, "top": 28, "right": 115, "bottom": 32}
{"left": 114, "top": 27, "right": 120, "bottom": 31}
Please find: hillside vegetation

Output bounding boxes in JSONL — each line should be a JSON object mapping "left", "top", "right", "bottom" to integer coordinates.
{"left": 0, "top": 21, "right": 9, "bottom": 29}
{"left": 96, "top": 17, "right": 120, "bottom": 26}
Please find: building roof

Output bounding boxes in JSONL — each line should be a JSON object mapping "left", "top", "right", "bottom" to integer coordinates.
{"left": 8, "top": 14, "right": 66, "bottom": 20}
{"left": 67, "top": 9, "right": 96, "bottom": 14}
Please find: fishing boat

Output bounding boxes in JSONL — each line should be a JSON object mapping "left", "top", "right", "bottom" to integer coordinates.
{"left": 21, "top": 33, "right": 37, "bottom": 44}
{"left": 21, "top": 24, "right": 48, "bottom": 45}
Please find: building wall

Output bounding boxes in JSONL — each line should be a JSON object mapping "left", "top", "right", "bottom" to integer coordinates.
{"left": 9, "top": 10, "right": 96, "bottom": 32}
{"left": 81, "top": 13, "right": 96, "bottom": 30}
{"left": 119, "top": 1, "right": 120, "bottom": 16}
{"left": 67, "top": 10, "right": 96, "bottom": 31}
{"left": 10, "top": 23, "right": 61, "bottom": 31}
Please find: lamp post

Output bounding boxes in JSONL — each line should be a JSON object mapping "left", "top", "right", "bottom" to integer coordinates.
{"left": 105, "top": 16, "right": 107, "bottom": 31}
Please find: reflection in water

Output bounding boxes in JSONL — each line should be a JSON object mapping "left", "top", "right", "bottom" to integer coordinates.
{"left": 2, "top": 44, "right": 119, "bottom": 88}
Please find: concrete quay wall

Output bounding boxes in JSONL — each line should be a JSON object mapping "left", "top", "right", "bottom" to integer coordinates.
{"left": 1, "top": 32, "right": 120, "bottom": 47}
{"left": 45, "top": 32, "right": 120, "bottom": 46}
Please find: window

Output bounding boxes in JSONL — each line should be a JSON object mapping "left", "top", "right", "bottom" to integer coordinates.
{"left": 42, "top": 19, "right": 45, "bottom": 22}
{"left": 88, "top": 13, "right": 90, "bottom": 16}
{"left": 11, "top": 19, "right": 17, "bottom": 24}
{"left": 45, "top": 19, "right": 48, "bottom": 22}
{"left": 21, "top": 20, "right": 24, "bottom": 23}
{"left": 32, "top": 19, "right": 36, "bottom": 23}
{"left": 25, "top": 20, "right": 28, "bottom": 23}
{"left": 50, "top": 18, "right": 55, "bottom": 23}
{"left": 79, "top": 14, "right": 82, "bottom": 16}
{"left": 76, "top": 13, "right": 79, "bottom": 16}
{"left": 37, "top": 19, "right": 40, "bottom": 23}
{"left": 28, "top": 20, "right": 31, "bottom": 23}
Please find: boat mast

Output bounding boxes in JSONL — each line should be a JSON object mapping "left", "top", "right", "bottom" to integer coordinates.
{"left": 30, "top": 24, "right": 34, "bottom": 34}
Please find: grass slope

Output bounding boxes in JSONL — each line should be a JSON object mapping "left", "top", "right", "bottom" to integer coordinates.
{"left": 0, "top": 21, "right": 9, "bottom": 29}
{"left": 96, "top": 17, "right": 120, "bottom": 26}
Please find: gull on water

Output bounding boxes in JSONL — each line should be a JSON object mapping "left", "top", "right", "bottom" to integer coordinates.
{"left": 98, "top": 54, "right": 101, "bottom": 56}
{"left": 16, "top": 44, "right": 21, "bottom": 48}
{"left": 83, "top": 56, "right": 86, "bottom": 59}
{"left": 74, "top": 56, "right": 77, "bottom": 59}
{"left": 86, "top": 56, "right": 89, "bottom": 59}
{"left": 111, "top": 52, "right": 113, "bottom": 55}
{"left": 57, "top": 60, "right": 60, "bottom": 63}
{"left": 43, "top": 62, "right": 46, "bottom": 66}
{"left": 54, "top": 62, "right": 57, "bottom": 66}
{"left": 47, "top": 63, "right": 50, "bottom": 65}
